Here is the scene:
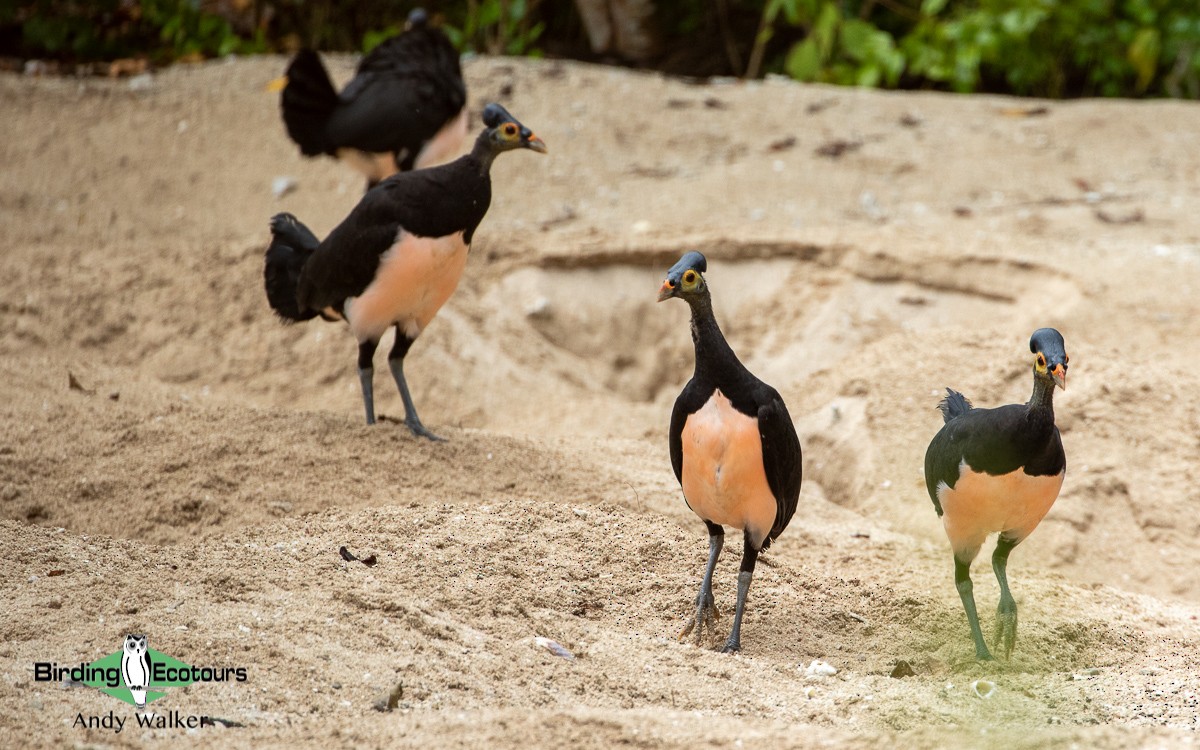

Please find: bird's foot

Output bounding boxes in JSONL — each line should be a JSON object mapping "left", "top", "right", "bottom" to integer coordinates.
{"left": 405, "top": 418, "right": 445, "bottom": 442}
{"left": 719, "top": 636, "right": 741, "bottom": 654}
{"left": 992, "top": 610, "right": 1017, "bottom": 660}
{"left": 678, "top": 590, "right": 720, "bottom": 646}
{"left": 950, "top": 652, "right": 994, "bottom": 672}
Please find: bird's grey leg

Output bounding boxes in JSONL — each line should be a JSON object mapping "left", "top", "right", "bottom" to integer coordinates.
{"left": 679, "top": 522, "right": 723, "bottom": 645}
{"left": 955, "top": 556, "right": 994, "bottom": 661}
{"left": 991, "top": 536, "right": 1018, "bottom": 659}
{"left": 721, "top": 532, "right": 759, "bottom": 654}
{"left": 388, "top": 328, "right": 443, "bottom": 441}
{"left": 357, "top": 339, "right": 379, "bottom": 425}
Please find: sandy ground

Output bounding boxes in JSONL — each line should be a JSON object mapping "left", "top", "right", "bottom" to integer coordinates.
{"left": 2, "top": 55, "right": 1200, "bottom": 747}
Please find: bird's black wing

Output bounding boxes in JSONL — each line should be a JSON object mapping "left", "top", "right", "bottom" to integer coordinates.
{"left": 756, "top": 386, "right": 803, "bottom": 544}
{"left": 669, "top": 378, "right": 708, "bottom": 486}
{"left": 924, "top": 402, "right": 1065, "bottom": 515}
{"left": 328, "top": 27, "right": 466, "bottom": 158}
{"left": 296, "top": 158, "right": 488, "bottom": 313}
{"left": 296, "top": 219, "right": 401, "bottom": 315}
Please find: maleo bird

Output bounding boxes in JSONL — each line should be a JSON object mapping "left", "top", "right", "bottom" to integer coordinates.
{"left": 924, "top": 328, "right": 1070, "bottom": 660}
{"left": 276, "top": 8, "right": 467, "bottom": 188}
{"left": 263, "top": 104, "right": 546, "bottom": 439}
{"left": 659, "top": 252, "right": 803, "bottom": 653}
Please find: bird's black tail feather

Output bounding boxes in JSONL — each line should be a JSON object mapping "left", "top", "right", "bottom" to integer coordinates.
{"left": 937, "top": 388, "right": 973, "bottom": 423}
{"left": 264, "top": 213, "right": 320, "bottom": 322}
{"left": 280, "top": 50, "right": 339, "bottom": 156}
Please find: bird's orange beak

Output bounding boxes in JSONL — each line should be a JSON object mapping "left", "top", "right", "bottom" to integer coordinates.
{"left": 657, "top": 279, "right": 676, "bottom": 302}
{"left": 524, "top": 134, "right": 548, "bottom": 154}
{"left": 1050, "top": 363, "right": 1066, "bottom": 390}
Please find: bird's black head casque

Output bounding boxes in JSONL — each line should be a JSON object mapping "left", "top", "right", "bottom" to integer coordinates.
{"left": 657, "top": 251, "right": 709, "bottom": 302}
{"left": 480, "top": 103, "right": 548, "bottom": 154}
{"left": 405, "top": 7, "right": 429, "bottom": 29}
{"left": 1029, "top": 327, "right": 1069, "bottom": 390}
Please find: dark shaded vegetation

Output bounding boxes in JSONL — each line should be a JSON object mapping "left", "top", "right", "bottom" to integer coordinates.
{"left": 3, "top": 0, "right": 1197, "bottom": 98}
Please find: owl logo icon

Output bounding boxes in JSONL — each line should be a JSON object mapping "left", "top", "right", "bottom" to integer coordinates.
{"left": 120, "top": 634, "right": 153, "bottom": 709}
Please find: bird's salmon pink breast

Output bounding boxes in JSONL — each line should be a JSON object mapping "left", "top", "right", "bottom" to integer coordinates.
{"left": 345, "top": 230, "right": 469, "bottom": 342}
{"left": 681, "top": 390, "right": 776, "bottom": 548}
{"left": 938, "top": 463, "right": 1065, "bottom": 560}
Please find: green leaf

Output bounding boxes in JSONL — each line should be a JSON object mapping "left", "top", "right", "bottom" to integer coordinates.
{"left": 839, "top": 19, "right": 872, "bottom": 61}
{"left": 478, "top": 0, "right": 502, "bottom": 28}
{"left": 812, "top": 2, "right": 840, "bottom": 58}
{"left": 921, "top": 0, "right": 948, "bottom": 16}
{"left": 1128, "top": 27, "right": 1161, "bottom": 92}
{"left": 785, "top": 38, "right": 823, "bottom": 81}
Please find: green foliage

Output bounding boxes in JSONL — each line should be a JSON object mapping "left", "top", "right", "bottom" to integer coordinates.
{"left": 357, "top": 2, "right": 546, "bottom": 58}
{"left": 756, "top": 0, "right": 1200, "bottom": 97}
{"left": 758, "top": 0, "right": 903, "bottom": 87}
{"left": 438, "top": 0, "right": 545, "bottom": 57}
{"left": 6, "top": 0, "right": 1198, "bottom": 99}
{"left": 901, "top": 0, "right": 1200, "bottom": 97}
{"left": 6, "top": 0, "right": 266, "bottom": 62}
{"left": 141, "top": 0, "right": 265, "bottom": 59}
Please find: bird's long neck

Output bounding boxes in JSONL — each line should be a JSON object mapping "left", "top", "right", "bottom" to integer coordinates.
{"left": 1026, "top": 374, "right": 1056, "bottom": 425}
{"left": 470, "top": 134, "right": 497, "bottom": 174}
{"left": 687, "top": 293, "right": 744, "bottom": 386}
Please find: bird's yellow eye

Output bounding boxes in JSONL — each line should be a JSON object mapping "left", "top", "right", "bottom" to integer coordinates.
{"left": 682, "top": 270, "right": 697, "bottom": 286}
{"left": 1036, "top": 353, "right": 1046, "bottom": 369}
{"left": 1064, "top": 354, "right": 1070, "bottom": 365}
{"left": 503, "top": 123, "right": 517, "bottom": 137}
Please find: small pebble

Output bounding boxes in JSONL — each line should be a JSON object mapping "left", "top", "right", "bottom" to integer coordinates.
{"left": 971, "top": 679, "right": 996, "bottom": 699}
{"left": 525, "top": 296, "right": 550, "bottom": 319}
{"left": 372, "top": 682, "right": 403, "bottom": 712}
{"left": 127, "top": 73, "right": 154, "bottom": 91}
{"left": 272, "top": 176, "right": 298, "bottom": 199}
{"left": 804, "top": 660, "right": 838, "bottom": 678}
{"left": 860, "top": 191, "right": 884, "bottom": 220}
{"left": 534, "top": 636, "right": 575, "bottom": 661}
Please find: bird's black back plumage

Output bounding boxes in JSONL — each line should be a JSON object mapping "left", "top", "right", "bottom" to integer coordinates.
{"left": 264, "top": 213, "right": 321, "bottom": 322}
{"left": 280, "top": 16, "right": 466, "bottom": 168}
{"left": 924, "top": 398, "right": 1064, "bottom": 517}
{"left": 295, "top": 153, "right": 491, "bottom": 316}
